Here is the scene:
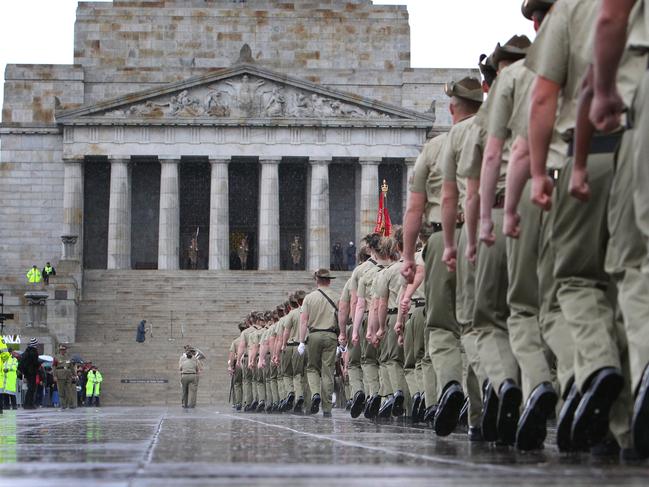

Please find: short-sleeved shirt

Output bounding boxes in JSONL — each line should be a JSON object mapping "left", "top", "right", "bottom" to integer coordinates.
{"left": 410, "top": 133, "right": 447, "bottom": 223}
{"left": 440, "top": 115, "right": 475, "bottom": 204}
{"left": 358, "top": 260, "right": 391, "bottom": 301}
{"left": 229, "top": 336, "right": 241, "bottom": 354}
{"left": 302, "top": 287, "right": 340, "bottom": 331}
{"left": 373, "top": 260, "right": 404, "bottom": 309}
{"left": 629, "top": 1, "right": 649, "bottom": 53}
{"left": 349, "top": 259, "right": 376, "bottom": 293}
{"left": 525, "top": 0, "right": 600, "bottom": 144}
{"left": 283, "top": 307, "right": 300, "bottom": 343}
{"left": 241, "top": 326, "right": 257, "bottom": 350}
{"left": 411, "top": 251, "right": 426, "bottom": 301}
{"left": 340, "top": 280, "right": 352, "bottom": 303}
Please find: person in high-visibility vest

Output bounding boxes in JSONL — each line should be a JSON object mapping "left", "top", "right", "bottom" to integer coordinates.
{"left": 85, "top": 367, "right": 103, "bottom": 407}
{"left": 0, "top": 348, "right": 18, "bottom": 410}
{"left": 26, "top": 265, "right": 42, "bottom": 286}
{"left": 0, "top": 336, "right": 10, "bottom": 414}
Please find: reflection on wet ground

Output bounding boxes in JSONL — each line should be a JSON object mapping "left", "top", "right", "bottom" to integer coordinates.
{"left": 0, "top": 407, "right": 648, "bottom": 486}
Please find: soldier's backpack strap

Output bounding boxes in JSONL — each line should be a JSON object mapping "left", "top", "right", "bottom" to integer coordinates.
{"left": 318, "top": 289, "right": 340, "bottom": 334}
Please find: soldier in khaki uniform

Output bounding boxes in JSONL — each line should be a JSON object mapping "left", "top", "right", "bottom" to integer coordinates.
{"left": 436, "top": 77, "right": 489, "bottom": 439}
{"left": 54, "top": 344, "right": 77, "bottom": 410}
{"left": 298, "top": 269, "right": 340, "bottom": 417}
{"left": 279, "top": 294, "right": 300, "bottom": 412}
{"left": 227, "top": 324, "right": 245, "bottom": 410}
{"left": 283, "top": 290, "right": 308, "bottom": 413}
{"left": 586, "top": 0, "right": 649, "bottom": 459}
{"left": 345, "top": 241, "right": 375, "bottom": 418}
{"left": 237, "top": 314, "right": 263, "bottom": 411}
{"left": 353, "top": 235, "right": 391, "bottom": 418}
{"left": 527, "top": 0, "right": 628, "bottom": 452}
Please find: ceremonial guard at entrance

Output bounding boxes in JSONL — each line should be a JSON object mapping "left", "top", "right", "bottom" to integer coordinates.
{"left": 290, "top": 236, "right": 303, "bottom": 270}
{"left": 238, "top": 236, "right": 249, "bottom": 270}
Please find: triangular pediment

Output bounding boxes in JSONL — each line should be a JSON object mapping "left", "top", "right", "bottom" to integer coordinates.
{"left": 56, "top": 65, "right": 434, "bottom": 126}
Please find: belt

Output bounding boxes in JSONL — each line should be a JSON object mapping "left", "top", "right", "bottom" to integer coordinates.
{"left": 493, "top": 193, "right": 505, "bottom": 209}
{"left": 309, "top": 328, "right": 338, "bottom": 335}
{"left": 547, "top": 168, "right": 561, "bottom": 182}
{"left": 567, "top": 132, "right": 622, "bottom": 157}
{"left": 411, "top": 299, "right": 426, "bottom": 308}
{"left": 181, "top": 373, "right": 196, "bottom": 375}
{"left": 430, "top": 222, "right": 443, "bottom": 234}
{"left": 286, "top": 342, "right": 298, "bottom": 347}
{"left": 387, "top": 308, "right": 398, "bottom": 315}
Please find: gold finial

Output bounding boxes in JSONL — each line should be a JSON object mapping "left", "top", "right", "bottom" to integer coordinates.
{"left": 381, "top": 179, "right": 389, "bottom": 194}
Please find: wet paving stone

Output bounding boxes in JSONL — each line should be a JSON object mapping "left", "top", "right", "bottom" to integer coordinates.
{"left": 0, "top": 406, "right": 648, "bottom": 486}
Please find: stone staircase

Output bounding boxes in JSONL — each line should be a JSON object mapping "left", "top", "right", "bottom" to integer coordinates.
{"left": 68, "top": 270, "right": 349, "bottom": 406}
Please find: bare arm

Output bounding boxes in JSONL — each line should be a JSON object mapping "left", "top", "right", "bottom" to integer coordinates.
{"left": 479, "top": 136, "right": 505, "bottom": 246}
{"left": 366, "top": 298, "right": 378, "bottom": 345}
{"left": 299, "top": 311, "right": 309, "bottom": 344}
{"left": 352, "top": 296, "right": 366, "bottom": 345}
{"left": 591, "top": 0, "right": 636, "bottom": 132}
{"left": 237, "top": 337, "right": 246, "bottom": 367}
{"left": 529, "top": 76, "right": 561, "bottom": 211}
{"left": 570, "top": 66, "right": 595, "bottom": 202}
{"left": 377, "top": 297, "right": 389, "bottom": 339}
{"left": 503, "top": 136, "right": 531, "bottom": 238}
{"left": 338, "top": 299, "right": 350, "bottom": 345}
{"left": 464, "top": 177, "right": 480, "bottom": 263}
{"left": 441, "top": 181, "right": 459, "bottom": 272}
{"left": 402, "top": 191, "right": 426, "bottom": 283}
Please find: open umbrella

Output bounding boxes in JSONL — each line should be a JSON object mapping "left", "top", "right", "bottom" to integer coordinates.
{"left": 70, "top": 354, "right": 85, "bottom": 364}
{"left": 39, "top": 354, "right": 54, "bottom": 363}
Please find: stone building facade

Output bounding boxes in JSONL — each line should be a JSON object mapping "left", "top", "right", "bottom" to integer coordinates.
{"left": 1, "top": 1, "right": 476, "bottom": 293}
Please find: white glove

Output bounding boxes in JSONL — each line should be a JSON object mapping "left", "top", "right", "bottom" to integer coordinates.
{"left": 297, "top": 342, "right": 306, "bottom": 356}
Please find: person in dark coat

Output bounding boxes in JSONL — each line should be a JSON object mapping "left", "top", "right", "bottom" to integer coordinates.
{"left": 346, "top": 242, "right": 356, "bottom": 270}
{"left": 136, "top": 320, "right": 147, "bottom": 343}
{"left": 18, "top": 338, "right": 41, "bottom": 409}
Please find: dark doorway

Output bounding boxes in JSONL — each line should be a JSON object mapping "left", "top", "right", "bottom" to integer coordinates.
{"left": 229, "top": 160, "right": 259, "bottom": 270}
{"left": 329, "top": 161, "right": 356, "bottom": 269}
{"left": 379, "top": 162, "right": 404, "bottom": 227}
{"left": 83, "top": 160, "right": 110, "bottom": 269}
{"left": 179, "top": 160, "right": 210, "bottom": 269}
{"left": 279, "top": 160, "right": 307, "bottom": 270}
{"left": 131, "top": 160, "right": 160, "bottom": 269}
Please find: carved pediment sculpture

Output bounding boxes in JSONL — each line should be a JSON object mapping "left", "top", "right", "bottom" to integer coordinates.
{"left": 102, "top": 74, "right": 392, "bottom": 120}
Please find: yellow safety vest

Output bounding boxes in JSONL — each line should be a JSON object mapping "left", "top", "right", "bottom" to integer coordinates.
{"left": 26, "top": 268, "right": 42, "bottom": 283}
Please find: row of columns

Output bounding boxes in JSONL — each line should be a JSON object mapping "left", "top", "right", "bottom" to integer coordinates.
{"left": 62, "top": 156, "right": 415, "bottom": 271}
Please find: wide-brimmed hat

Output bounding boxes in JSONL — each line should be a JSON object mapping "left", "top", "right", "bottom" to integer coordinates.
{"left": 314, "top": 268, "right": 336, "bottom": 280}
{"left": 521, "top": 0, "right": 556, "bottom": 20}
{"left": 492, "top": 35, "right": 532, "bottom": 65}
{"left": 444, "top": 77, "right": 483, "bottom": 103}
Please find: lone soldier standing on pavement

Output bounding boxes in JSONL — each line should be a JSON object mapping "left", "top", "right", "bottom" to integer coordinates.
{"left": 298, "top": 269, "right": 340, "bottom": 417}
{"left": 180, "top": 349, "right": 199, "bottom": 408}
{"left": 54, "top": 344, "right": 77, "bottom": 410}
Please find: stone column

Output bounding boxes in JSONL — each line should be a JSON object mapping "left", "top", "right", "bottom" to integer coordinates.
{"left": 258, "top": 157, "right": 281, "bottom": 270}
{"left": 158, "top": 158, "right": 180, "bottom": 270}
{"left": 404, "top": 157, "right": 417, "bottom": 216}
{"left": 308, "top": 158, "right": 331, "bottom": 271}
{"left": 209, "top": 158, "right": 230, "bottom": 270}
{"left": 359, "top": 158, "right": 381, "bottom": 237}
{"left": 62, "top": 159, "right": 84, "bottom": 260}
{"left": 107, "top": 158, "right": 132, "bottom": 269}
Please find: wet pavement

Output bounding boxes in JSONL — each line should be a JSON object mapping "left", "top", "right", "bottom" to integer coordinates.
{"left": 0, "top": 407, "right": 648, "bottom": 486}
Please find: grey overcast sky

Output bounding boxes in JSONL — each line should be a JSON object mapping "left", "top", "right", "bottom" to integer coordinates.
{"left": 0, "top": 0, "right": 535, "bottom": 109}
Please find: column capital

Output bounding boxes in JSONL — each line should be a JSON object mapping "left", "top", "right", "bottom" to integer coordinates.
{"left": 209, "top": 157, "right": 231, "bottom": 165}
{"left": 108, "top": 157, "right": 131, "bottom": 165}
{"left": 259, "top": 156, "right": 283, "bottom": 165}
{"left": 358, "top": 157, "right": 382, "bottom": 166}
{"left": 158, "top": 156, "right": 181, "bottom": 164}
{"left": 308, "top": 157, "right": 332, "bottom": 166}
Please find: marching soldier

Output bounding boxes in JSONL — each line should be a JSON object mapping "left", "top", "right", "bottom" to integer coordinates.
{"left": 298, "top": 269, "right": 340, "bottom": 417}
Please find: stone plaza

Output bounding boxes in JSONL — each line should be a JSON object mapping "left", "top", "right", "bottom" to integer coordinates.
{"left": 1, "top": 407, "right": 648, "bottom": 486}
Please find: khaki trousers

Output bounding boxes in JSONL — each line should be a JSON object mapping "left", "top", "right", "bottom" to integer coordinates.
{"left": 384, "top": 314, "right": 409, "bottom": 396}
{"left": 507, "top": 182, "right": 552, "bottom": 400}
{"left": 425, "top": 230, "right": 463, "bottom": 402}
{"left": 281, "top": 348, "right": 294, "bottom": 395}
{"left": 233, "top": 366, "right": 243, "bottom": 405}
{"left": 360, "top": 318, "right": 380, "bottom": 396}
{"left": 411, "top": 306, "right": 427, "bottom": 397}
{"left": 306, "top": 332, "right": 338, "bottom": 412}
{"left": 291, "top": 347, "right": 307, "bottom": 399}
{"left": 347, "top": 323, "right": 364, "bottom": 395}
{"left": 474, "top": 208, "right": 519, "bottom": 394}
{"left": 242, "top": 360, "right": 254, "bottom": 406}
{"left": 403, "top": 311, "right": 421, "bottom": 396}
{"left": 553, "top": 156, "right": 620, "bottom": 390}
{"left": 181, "top": 374, "right": 198, "bottom": 408}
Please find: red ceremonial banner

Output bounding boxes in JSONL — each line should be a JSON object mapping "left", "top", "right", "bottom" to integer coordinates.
{"left": 374, "top": 181, "right": 392, "bottom": 236}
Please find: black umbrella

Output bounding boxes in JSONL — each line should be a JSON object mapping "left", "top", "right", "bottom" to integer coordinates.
{"left": 70, "top": 354, "right": 85, "bottom": 364}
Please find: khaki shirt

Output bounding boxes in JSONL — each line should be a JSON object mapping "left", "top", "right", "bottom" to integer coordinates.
{"left": 525, "top": 0, "right": 600, "bottom": 144}
{"left": 284, "top": 307, "right": 300, "bottom": 343}
{"left": 358, "top": 259, "right": 390, "bottom": 301}
{"left": 340, "top": 280, "right": 351, "bottom": 303}
{"left": 373, "top": 259, "right": 404, "bottom": 309}
{"left": 241, "top": 327, "right": 256, "bottom": 350}
{"left": 440, "top": 115, "right": 475, "bottom": 204}
{"left": 229, "top": 336, "right": 241, "bottom": 354}
{"left": 411, "top": 251, "right": 425, "bottom": 300}
{"left": 629, "top": 0, "right": 649, "bottom": 53}
{"left": 179, "top": 355, "right": 199, "bottom": 374}
{"left": 349, "top": 259, "right": 375, "bottom": 293}
{"left": 302, "top": 287, "right": 340, "bottom": 331}
{"left": 410, "top": 133, "right": 447, "bottom": 223}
